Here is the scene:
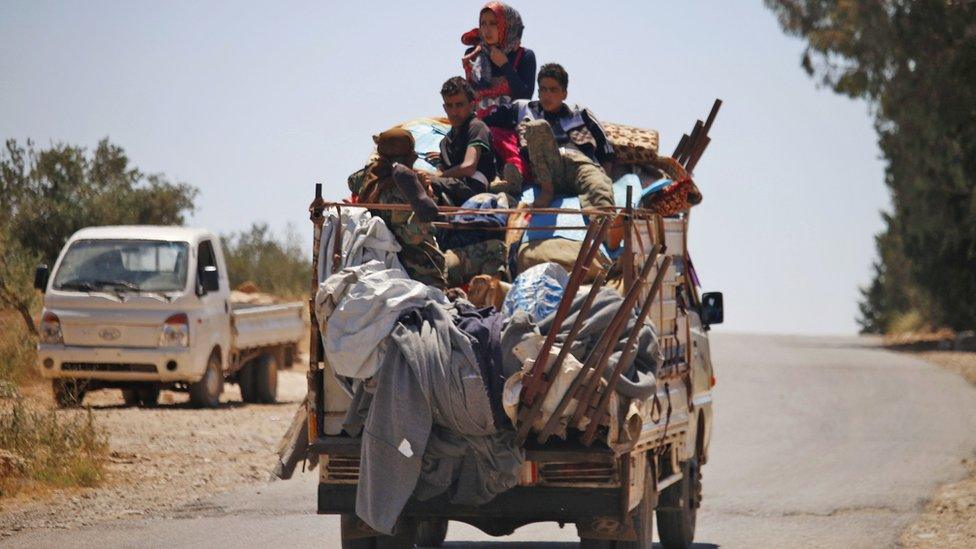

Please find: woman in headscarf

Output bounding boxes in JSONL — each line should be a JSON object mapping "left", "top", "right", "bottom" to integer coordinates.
{"left": 462, "top": 2, "right": 536, "bottom": 118}
{"left": 462, "top": 3, "right": 537, "bottom": 191}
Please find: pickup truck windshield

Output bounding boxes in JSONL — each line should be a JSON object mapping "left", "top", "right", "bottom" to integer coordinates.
{"left": 52, "top": 239, "right": 189, "bottom": 293}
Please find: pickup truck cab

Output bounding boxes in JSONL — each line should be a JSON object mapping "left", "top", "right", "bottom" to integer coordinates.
{"left": 34, "top": 225, "right": 304, "bottom": 408}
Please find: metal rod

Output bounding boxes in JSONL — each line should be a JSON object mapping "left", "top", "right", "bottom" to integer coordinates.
{"left": 515, "top": 217, "right": 613, "bottom": 445}
{"left": 533, "top": 267, "right": 610, "bottom": 444}
{"left": 679, "top": 120, "right": 704, "bottom": 166}
{"left": 330, "top": 201, "right": 635, "bottom": 216}
{"left": 623, "top": 185, "right": 634, "bottom": 293}
{"left": 331, "top": 204, "right": 343, "bottom": 274}
{"left": 307, "top": 182, "right": 325, "bottom": 442}
{"left": 672, "top": 134, "right": 690, "bottom": 159}
{"left": 581, "top": 255, "right": 673, "bottom": 445}
{"left": 520, "top": 218, "right": 607, "bottom": 405}
{"left": 569, "top": 246, "right": 662, "bottom": 428}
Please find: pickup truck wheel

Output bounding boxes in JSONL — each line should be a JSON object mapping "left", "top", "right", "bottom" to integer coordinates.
{"left": 52, "top": 380, "right": 86, "bottom": 408}
{"left": 414, "top": 518, "right": 447, "bottom": 546}
{"left": 580, "top": 461, "right": 654, "bottom": 548}
{"left": 138, "top": 385, "right": 160, "bottom": 407}
{"left": 254, "top": 353, "right": 278, "bottom": 404}
{"left": 656, "top": 458, "right": 700, "bottom": 549}
{"left": 375, "top": 518, "right": 417, "bottom": 549}
{"left": 122, "top": 388, "right": 141, "bottom": 407}
{"left": 340, "top": 514, "right": 376, "bottom": 548}
{"left": 189, "top": 354, "right": 222, "bottom": 408}
{"left": 238, "top": 361, "right": 257, "bottom": 403}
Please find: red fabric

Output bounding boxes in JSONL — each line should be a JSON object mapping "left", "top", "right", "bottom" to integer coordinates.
{"left": 490, "top": 126, "right": 524, "bottom": 176}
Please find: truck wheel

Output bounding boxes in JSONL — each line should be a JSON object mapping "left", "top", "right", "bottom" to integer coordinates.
{"left": 189, "top": 353, "right": 223, "bottom": 408}
{"left": 340, "top": 514, "right": 376, "bottom": 549}
{"left": 656, "top": 458, "right": 700, "bottom": 549}
{"left": 52, "top": 379, "right": 86, "bottom": 408}
{"left": 254, "top": 353, "right": 278, "bottom": 404}
{"left": 138, "top": 385, "right": 160, "bottom": 407}
{"left": 375, "top": 518, "right": 416, "bottom": 549}
{"left": 580, "top": 461, "right": 654, "bottom": 548}
{"left": 414, "top": 518, "right": 447, "bottom": 546}
{"left": 238, "top": 361, "right": 258, "bottom": 403}
{"left": 122, "top": 388, "right": 141, "bottom": 407}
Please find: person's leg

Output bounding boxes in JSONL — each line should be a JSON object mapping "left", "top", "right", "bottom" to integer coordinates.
{"left": 563, "top": 151, "right": 615, "bottom": 211}
{"left": 522, "top": 119, "right": 564, "bottom": 207}
{"left": 390, "top": 217, "right": 448, "bottom": 289}
{"left": 430, "top": 176, "right": 486, "bottom": 207}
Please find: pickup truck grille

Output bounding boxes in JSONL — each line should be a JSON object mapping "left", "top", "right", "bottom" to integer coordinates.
{"left": 538, "top": 462, "right": 617, "bottom": 486}
{"left": 323, "top": 455, "right": 360, "bottom": 483}
{"left": 62, "top": 362, "right": 158, "bottom": 373}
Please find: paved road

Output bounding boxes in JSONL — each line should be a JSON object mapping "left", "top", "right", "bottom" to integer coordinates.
{"left": 6, "top": 334, "right": 976, "bottom": 548}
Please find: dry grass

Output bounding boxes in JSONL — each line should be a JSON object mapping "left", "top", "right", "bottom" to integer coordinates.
{"left": 0, "top": 311, "right": 110, "bottom": 501}
{"left": 900, "top": 351, "right": 976, "bottom": 548}
{"left": 0, "top": 400, "right": 109, "bottom": 500}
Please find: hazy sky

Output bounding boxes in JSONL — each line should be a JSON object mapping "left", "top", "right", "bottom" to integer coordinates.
{"left": 0, "top": 1, "right": 889, "bottom": 335}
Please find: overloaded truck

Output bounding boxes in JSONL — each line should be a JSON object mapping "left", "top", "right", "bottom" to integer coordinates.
{"left": 34, "top": 226, "right": 304, "bottom": 408}
{"left": 292, "top": 105, "right": 725, "bottom": 548}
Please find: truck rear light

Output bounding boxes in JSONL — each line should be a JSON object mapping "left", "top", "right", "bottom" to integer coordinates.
{"left": 159, "top": 313, "right": 189, "bottom": 348}
{"left": 39, "top": 312, "right": 63, "bottom": 344}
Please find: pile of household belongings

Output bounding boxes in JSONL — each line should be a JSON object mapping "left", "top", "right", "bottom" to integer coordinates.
{"left": 302, "top": 117, "right": 697, "bottom": 535}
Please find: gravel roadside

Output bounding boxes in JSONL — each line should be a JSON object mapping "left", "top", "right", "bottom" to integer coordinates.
{"left": 900, "top": 351, "right": 976, "bottom": 548}
{"left": 0, "top": 368, "right": 308, "bottom": 537}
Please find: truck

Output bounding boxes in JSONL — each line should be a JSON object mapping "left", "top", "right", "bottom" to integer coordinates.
{"left": 33, "top": 225, "right": 305, "bottom": 408}
{"left": 303, "top": 179, "right": 724, "bottom": 547}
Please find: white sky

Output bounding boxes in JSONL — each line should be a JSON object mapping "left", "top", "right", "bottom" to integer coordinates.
{"left": 0, "top": 1, "right": 889, "bottom": 335}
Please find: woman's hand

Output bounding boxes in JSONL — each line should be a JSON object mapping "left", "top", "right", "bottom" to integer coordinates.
{"left": 489, "top": 46, "right": 508, "bottom": 67}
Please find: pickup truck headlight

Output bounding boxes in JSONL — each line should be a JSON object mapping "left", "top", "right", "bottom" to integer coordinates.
{"left": 158, "top": 313, "right": 189, "bottom": 348}
{"left": 39, "top": 311, "right": 63, "bottom": 344}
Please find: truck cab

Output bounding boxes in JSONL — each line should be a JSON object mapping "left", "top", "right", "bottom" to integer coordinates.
{"left": 34, "top": 225, "right": 303, "bottom": 408}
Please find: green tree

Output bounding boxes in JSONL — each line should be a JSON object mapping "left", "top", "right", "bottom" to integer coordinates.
{"left": 221, "top": 223, "right": 309, "bottom": 298}
{"left": 765, "top": 1, "right": 976, "bottom": 332}
{"left": 0, "top": 139, "right": 198, "bottom": 334}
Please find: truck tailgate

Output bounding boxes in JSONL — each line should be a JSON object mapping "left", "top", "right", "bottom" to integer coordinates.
{"left": 232, "top": 302, "right": 304, "bottom": 350}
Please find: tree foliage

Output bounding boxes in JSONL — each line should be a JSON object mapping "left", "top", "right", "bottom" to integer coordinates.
{"left": 0, "top": 139, "right": 198, "bottom": 333}
{"left": 765, "top": 1, "right": 976, "bottom": 332}
{"left": 221, "top": 223, "right": 309, "bottom": 298}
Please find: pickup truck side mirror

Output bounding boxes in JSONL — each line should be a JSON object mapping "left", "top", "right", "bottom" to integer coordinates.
{"left": 701, "top": 291, "right": 724, "bottom": 327}
{"left": 34, "top": 265, "right": 49, "bottom": 292}
{"left": 198, "top": 266, "right": 220, "bottom": 295}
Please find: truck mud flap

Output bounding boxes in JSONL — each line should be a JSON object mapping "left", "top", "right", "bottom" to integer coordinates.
{"left": 318, "top": 483, "right": 620, "bottom": 521}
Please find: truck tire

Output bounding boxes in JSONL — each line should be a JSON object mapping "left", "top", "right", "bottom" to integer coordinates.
{"left": 189, "top": 353, "right": 222, "bottom": 408}
{"left": 238, "top": 361, "right": 258, "bottom": 403}
{"left": 138, "top": 385, "right": 160, "bottom": 407}
{"left": 253, "top": 353, "right": 278, "bottom": 404}
{"left": 123, "top": 385, "right": 161, "bottom": 407}
{"left": 656, "top": 458, "right": 701, "bottom": 549}
{"left": 52, "top": 379, "right": 86, "bottom": 408}
{"left": 122, "top": 388, "right": 141, "bottom": 407}
{"left": 414, "top": 519, "right": 447, "bottom": 546}
{"left": 580, "top": 461, "right": 654, "bottom": 548}
{"left": 340, "top": 514, "right": 417, "bottom": 549}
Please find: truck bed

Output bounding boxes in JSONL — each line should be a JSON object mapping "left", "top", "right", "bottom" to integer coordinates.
{"left": 231, "top": 302, "right": 304, "bottom": 351}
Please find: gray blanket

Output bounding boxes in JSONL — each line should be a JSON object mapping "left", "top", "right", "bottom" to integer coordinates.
{"left": 355, "top": 301, "right": 523, "bottom": 535}
{"left": 505, "top": 287, "right": 661, "bottom": 400}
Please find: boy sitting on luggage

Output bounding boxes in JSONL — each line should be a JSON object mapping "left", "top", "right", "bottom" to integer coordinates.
{"left": 419, "top": 77, "right": 498, "bottom": 207}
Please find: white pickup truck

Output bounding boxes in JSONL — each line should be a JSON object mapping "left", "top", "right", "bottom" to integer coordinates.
{"left": 33, "top": 226, "right": 305, "bottom": 408}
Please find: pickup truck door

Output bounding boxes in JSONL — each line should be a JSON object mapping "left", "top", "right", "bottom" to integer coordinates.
{"left": 196, "top": 239, "right": 231, "bottom": 370}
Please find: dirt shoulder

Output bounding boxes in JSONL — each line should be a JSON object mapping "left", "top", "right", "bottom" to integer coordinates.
{"left": 899, "top": 351, "right": 976, "bottom": 548}
{"left": 0, "top": 368, "right": 307, "bottom": 537}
